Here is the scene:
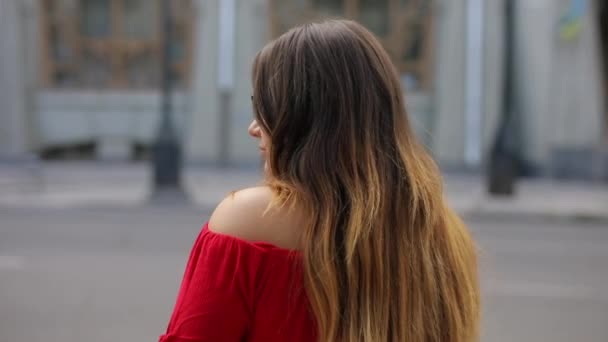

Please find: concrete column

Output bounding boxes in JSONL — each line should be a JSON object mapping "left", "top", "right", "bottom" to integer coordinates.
{"left": 229, "top": 0, "right": 269, "bottom": 165}
{"left": 185, "top": 0, "right": 221, "bottom": 163}
{"left": 433, "top": 0, "right": 468, "bottom": 167}
{"left": 0, "top": 0, "right": 30, "bottom": 157}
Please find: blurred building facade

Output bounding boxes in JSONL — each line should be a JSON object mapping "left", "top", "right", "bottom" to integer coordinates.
{"left": 0, "top": 0, "right": 606, "bottom": 179}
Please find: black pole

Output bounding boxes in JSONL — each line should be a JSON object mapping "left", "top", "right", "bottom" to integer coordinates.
{"left": 601, "top": 1, "right": 608, "bottom": 142}
{"left": 488, "top": 0, "right": 518, "bottom": 195}
{"left": 153, "top": 0, "right": 182, "bottom": 189}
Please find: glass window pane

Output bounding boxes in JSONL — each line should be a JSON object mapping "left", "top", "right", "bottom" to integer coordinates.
{"left": 53, "top": 70, "right": 80, "bottom": 87}
{"left": 170, "top": 38, "right": 186, "bottom": 62}
{"left": 312, "top": 0, "right": 343, "bottom": 17}
{"left": 49, "top": 0, "right": 79, "bottom": 18}
{"left": 124, "top": 0, "right": 159, "bottom": 39}
{"left": 81, "top": 0, "right": 111, "bottom": 38}
{"left": 126, "top": 54, "right": 160, "bottom": 88}
{"left": 171, "top": 0, "right": 194, "bottom": 19}
{"left": 360, "top": 0, "right": 389, "bottom": 36}
{"left": 80, "top": 51, "right": 112, "bottom": 87}
{"left": 50, "top": 25, "right": 75, "bottom": 62}
{"left": 276, "top": 1, "right": 309, "bottom": 34}
{"left": 170, "top": 67, "right": 183, "bottom": 88}
{"left": 403, "top": 27, "right": 423, "bottom": 61}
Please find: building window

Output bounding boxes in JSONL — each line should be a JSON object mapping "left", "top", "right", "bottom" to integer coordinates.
{"left": 269, "top": 0, "right": 434, "bottom": 91}
{"left": 40, "top": 0, "right": 194, "bottom": 89}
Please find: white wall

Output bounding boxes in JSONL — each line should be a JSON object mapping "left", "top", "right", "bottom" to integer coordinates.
{"left": 540, "top": 0, "right": 604, "bottom": 156}
{"left": 434, "top": 0, "right": 605, "bottom": 169}
{"left": 513, "top": 0, "right": 603, "bottom": 165}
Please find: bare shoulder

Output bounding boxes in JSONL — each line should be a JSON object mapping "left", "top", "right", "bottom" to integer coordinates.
{"left": 209, "top": 186, "right": 272, "bottom": 239}
{"left": 209, "top": 186, "right": 303, "bottom": 249}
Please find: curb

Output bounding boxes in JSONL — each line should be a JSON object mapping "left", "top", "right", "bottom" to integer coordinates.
{"left": 460, "top": 207, "right": 608, "bottom": 223}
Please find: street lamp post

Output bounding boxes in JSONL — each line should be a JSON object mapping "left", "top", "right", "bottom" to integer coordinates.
{"left": 152, "top": 0, "right": 182, "bottom": 190}
{"left": 488, "top": 0, "right": 518, "bottom": 195}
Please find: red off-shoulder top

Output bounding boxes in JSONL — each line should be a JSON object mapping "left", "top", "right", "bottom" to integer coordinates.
{"left": 160, "top": 223, "right": 316, "bottom": 342}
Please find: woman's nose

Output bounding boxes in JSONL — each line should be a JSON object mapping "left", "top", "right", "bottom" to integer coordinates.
{"left": 248, "top": 120, "right": 261, "bottom": 138}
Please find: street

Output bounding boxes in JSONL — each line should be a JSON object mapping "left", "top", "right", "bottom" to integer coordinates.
{"left": 0, "top": 206, "right": 607, "bottom": 342}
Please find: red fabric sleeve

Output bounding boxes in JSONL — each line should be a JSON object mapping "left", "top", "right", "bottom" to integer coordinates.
{"left": 160, "top": 225, "right": 263, "bottom": 342}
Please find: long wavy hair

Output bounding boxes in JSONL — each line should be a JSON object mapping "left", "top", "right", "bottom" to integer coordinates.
{"left": 251, "top": 20, "right": 479, "bottom": 342}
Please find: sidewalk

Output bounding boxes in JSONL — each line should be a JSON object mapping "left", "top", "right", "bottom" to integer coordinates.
{"left": 444, "top": 175, "right": 608, "bottom": 221}
{"left": 0, "top": 161, "right": 607, "bottom": 221}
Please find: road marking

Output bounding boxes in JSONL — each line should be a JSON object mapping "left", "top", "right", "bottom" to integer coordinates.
{"left": 0, "top": 256, "right": 25, "bottom": 270}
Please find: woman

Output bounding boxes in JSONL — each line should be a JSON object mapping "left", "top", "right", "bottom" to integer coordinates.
{"left": 160, "top": 20, "right": 479, "bottom": 342}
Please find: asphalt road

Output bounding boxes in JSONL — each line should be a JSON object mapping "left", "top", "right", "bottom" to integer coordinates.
{"left": 0, "top": 206, "right": 607, "bottom": 342}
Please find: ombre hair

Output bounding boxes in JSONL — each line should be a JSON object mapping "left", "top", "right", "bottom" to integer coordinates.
{"left": 252, "top": 20, "right": 479, "bottom": 342}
